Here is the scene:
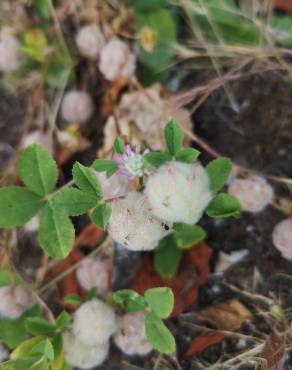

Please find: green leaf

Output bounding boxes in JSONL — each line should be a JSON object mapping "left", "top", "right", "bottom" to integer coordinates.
{"left": 144, "top": 151, "right": 171, "bottom": 168}
{"left": 91, "top": 203, "right": 112, "bottom": 229}
{"left": 154, "top": 235, "right": 183, "bottom": 279}
{"left": 25, "top": 317, "right": 56, "bottom": 336}
{"left": 0, "top": 187, "right": 42, "bottom": 228}
{"left": 114, "top": 137, "right": 126, "bottom": 154}
{"left": 38, "top": 202, "right": 75, "bottom": 259}
{"left": 32, "top": 0, "right": 51, "bottom": 19}
{"left": 56, "top": 311, "right": 71, "bottom": 330}
{"left": 72, "top": 162, "right": 102, "bottom": 200}
{"left": 176, "top": 148, "right": 200, "bottom": 163}
{"left": 112, "top": 290, "right": 148, "bottom": 312}
{"left": 206, "top": 157, "right": 232, "bottom": 192}
{"left": 164, "top": 120, "right": 184, "bottom": 157}
{"left": 136, "top": 8, "right": 176, "bottom": 69}
{"left": 174, "top": 224, "right": 206, "bottom": 249}
{"left": 31, "top": 338, "right": 54, "bottom": 361}
{"left": 145, "top": 288, "right": 174, "bottom": 319}
{"left": 51, "top": 333, "right": 63, "bottom": 358}
{"left": 0, "top": 305, "right": 42, "bottom": 349}
{"left": 145, "top": 312, "right": 176, "bottom": 354}
{"left": 53, "top": 188, "right": 96, "bottom": 216}
{"left": 1, "top": 355, "right": 42, "bottom": 370}
{"left": 63, "top": 294, "right": 83, "bottom": 306}
{"left": 86, "top": 287, "right": 99, "bottom": 301}
{"left": 18, "top": 144, "right": 58, "bottom": 197}
{"left": 92, "top": 159, "right": 118, "bottom": 178}
{"left": 206, "top": 193, "right": 241, "bottom": 218}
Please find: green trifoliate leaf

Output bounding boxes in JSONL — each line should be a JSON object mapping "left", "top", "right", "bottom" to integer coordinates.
{"left": 18, "top": 144, "right": 58, "bottom": 197}
{"left": 164, "top": 120, "right": 184, "bottom": 157}
{"left": 38, "top": 202, "right": 75, "bottom": 259}
{"left": 92, "top": 159, "right": 118, "bottom": 178}
{"left": 1, "top": 355, "right": 42, "bottom": 370}
{"left": 0, "top": 305, "right": 42, "bottom": 349}
{"left": 144, "top": 151, "right": 172, "bottom": 168}
{"left": 112, "top": 290, "right": 148, "bottom": 312}
{"left": 206, "top": 157, "right": 232, "bottom": 192}
{"left": 91, "top": 203, "right": 112, "bottom": 229}
{"left": 114, "top": 137, "right": 126, "bottom": 154}
{"left": 56, "top": 311, "right": 71, "bottom": 331}
{"left": 53, "top": 188, "right": 96, "bottom": 216}
{"left": 174, "top": 223, "right": 206, "bottom": 249}
{"left": 206, "top": 193, "right": 241, "bottom": 218}
{"left": 63, "top": 294, "right": 83, "bottom": 306}
{"left": 145, "top": 312, "right": 176, "bottom": 354}
{"left": 25, "top": 317, "right": 56, "bottom": 336}
{"left": 0, "top": 186, "right": 42, "bottom": 228}
{"left": 176, "top": 148, "right": 200, "bottom": 163}
{"left": 72, "top": 162, "right": 102, "bottom": 200}
{"left": 144, "top": 287, "right": 174, "bottom": 319}
{"left": 154, "top": 234, "right": 183, "bottom": 279}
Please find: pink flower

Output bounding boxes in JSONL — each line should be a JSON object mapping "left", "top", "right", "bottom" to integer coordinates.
{"left": 116, "top": 144, "right": 149, "bottom": 180}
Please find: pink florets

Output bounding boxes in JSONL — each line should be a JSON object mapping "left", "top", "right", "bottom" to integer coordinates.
{"left": 116, "top": 144, "right": 149, "bottom": 180}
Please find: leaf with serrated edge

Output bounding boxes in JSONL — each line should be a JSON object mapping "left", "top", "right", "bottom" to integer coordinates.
{"left": 72, "top": 162, "right": 102, "bottom": 199}
{"left": 38, "top": 202, "right": 75, "bottom": 259}
{"left": 18, "top": 144, "right": 58, "bottom": 197}
{"left": 53, "top": 188, "right": 96, "bottom": 216}
{"left": 0, "top": 187, "right": 42, "bottom": 228}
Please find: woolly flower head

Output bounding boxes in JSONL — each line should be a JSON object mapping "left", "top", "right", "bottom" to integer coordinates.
{"left": 76, "top": 256, "right": 109, "bottom": 296}
{"left": 145, "top": 161, "right": 213, "bottom": 224}
{"left": 72, "top": 298, "right": 117, "bottom": 345}
{"left": 99, "top": 37, "right": 136, "bottom": 81}
{"left": 0, "top": 36, "right": 24, "bottom": 72}
{"left": 228, "top": 175, "right": 274, "bottom": 213}
{"left": 107, "top": 192, "right": 172, "bottom": 251}
{"left": 0, "top": 286, "right": 35, "bottom": 319}
{"left": 117, "top": 144, "right": 149, "bottom": 180}
{"left": 75, "top": 23, "right": 105, "bottom": 60}
{"left": 272, "top": 218, "right": 292, "bottom": 260}
{"left": 63, "top": 330, "right": 109, "bottom": 369}
{"left": 97, "top": 171, "right": 130, "bottom": 200}
{"left": 114, "top": 312, "right": 153, "bottom": 356}
{"left": 61, "top": 90, "right": 94, "bottom": 124}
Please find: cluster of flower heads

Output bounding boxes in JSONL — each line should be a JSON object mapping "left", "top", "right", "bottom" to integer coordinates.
{"left": 63, "top": 298, "right": 152, "bottom": 369}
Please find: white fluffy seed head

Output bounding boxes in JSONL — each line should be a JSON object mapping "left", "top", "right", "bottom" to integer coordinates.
{"left": 96, "top": 171, "right": 130, "bottom": 200}
{"left": 76, "top": 256, "right": 109, "bottom": 296}
{"left": 145, "top": 161, "right": 213, "bottom": 224}
{"left": 99, "top": 38, "right": 136, "bottom": 81}
{"left": 0, "top": 36, "right": 24, "bottom": 72}
{"left": 228, "top": 175, "right": 274, "bottom": 213}
{"left": 61, "top": 90, "right": 94, "bottom": 124}
{"left": 72, "top": 298, "right": 117, "bottom": 345}
{"left": 272, "top": 218, "right": 292, "bottom": 260}
{"left": 75, "top": 23, "right": 105, "bottom": 60}
{"left": 114, "top": 312, "right": 153, "bottom": 356}
{"left": 0, "top": 286, "right": 35, "bottom": 319}
{"left": 107, "top": 192, "right": 172, "bottom": 251}
{"left": 63, "top": 330, "right": 109, "bottom": 369}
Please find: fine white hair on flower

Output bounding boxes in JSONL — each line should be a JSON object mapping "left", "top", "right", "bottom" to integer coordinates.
{"left": 228, "top": 175, "right": 274, "bottom": 213}
{"left": 145, "top": 161, "right": 213, "bottom": 224}
{"left": 0, "top": 36, "right": 24, "bottom": 72}
{"left": 114, "top": 312, "right": 153, "bottom": 356}
{"left": 0, "top": 286, "right": 35, "bottom": 319}
{"left": 75, "top": 23, "right": 105, "bottom": 60}
{"left": 72, "top": 298, "right": 117, "bottom": 346}
{"left": 61, "top": 90, "right": 94, "bottom": 124}
{"left": 272, "top": 218, "right": 292, "bottom": 260}
{"left": 76, "top": 256, "right": 109, "bottom": 296}
{"left": 107, "top": 192, "right": 172, "bottom": 251}
{"left": 96, "top": 171, "right": 130, "bottom": 200}
{"left": 63, "top": 330, "right": 109, "bottom": 370}
{"left": 99, "top": 37, "right": 136, "bottom": 81}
